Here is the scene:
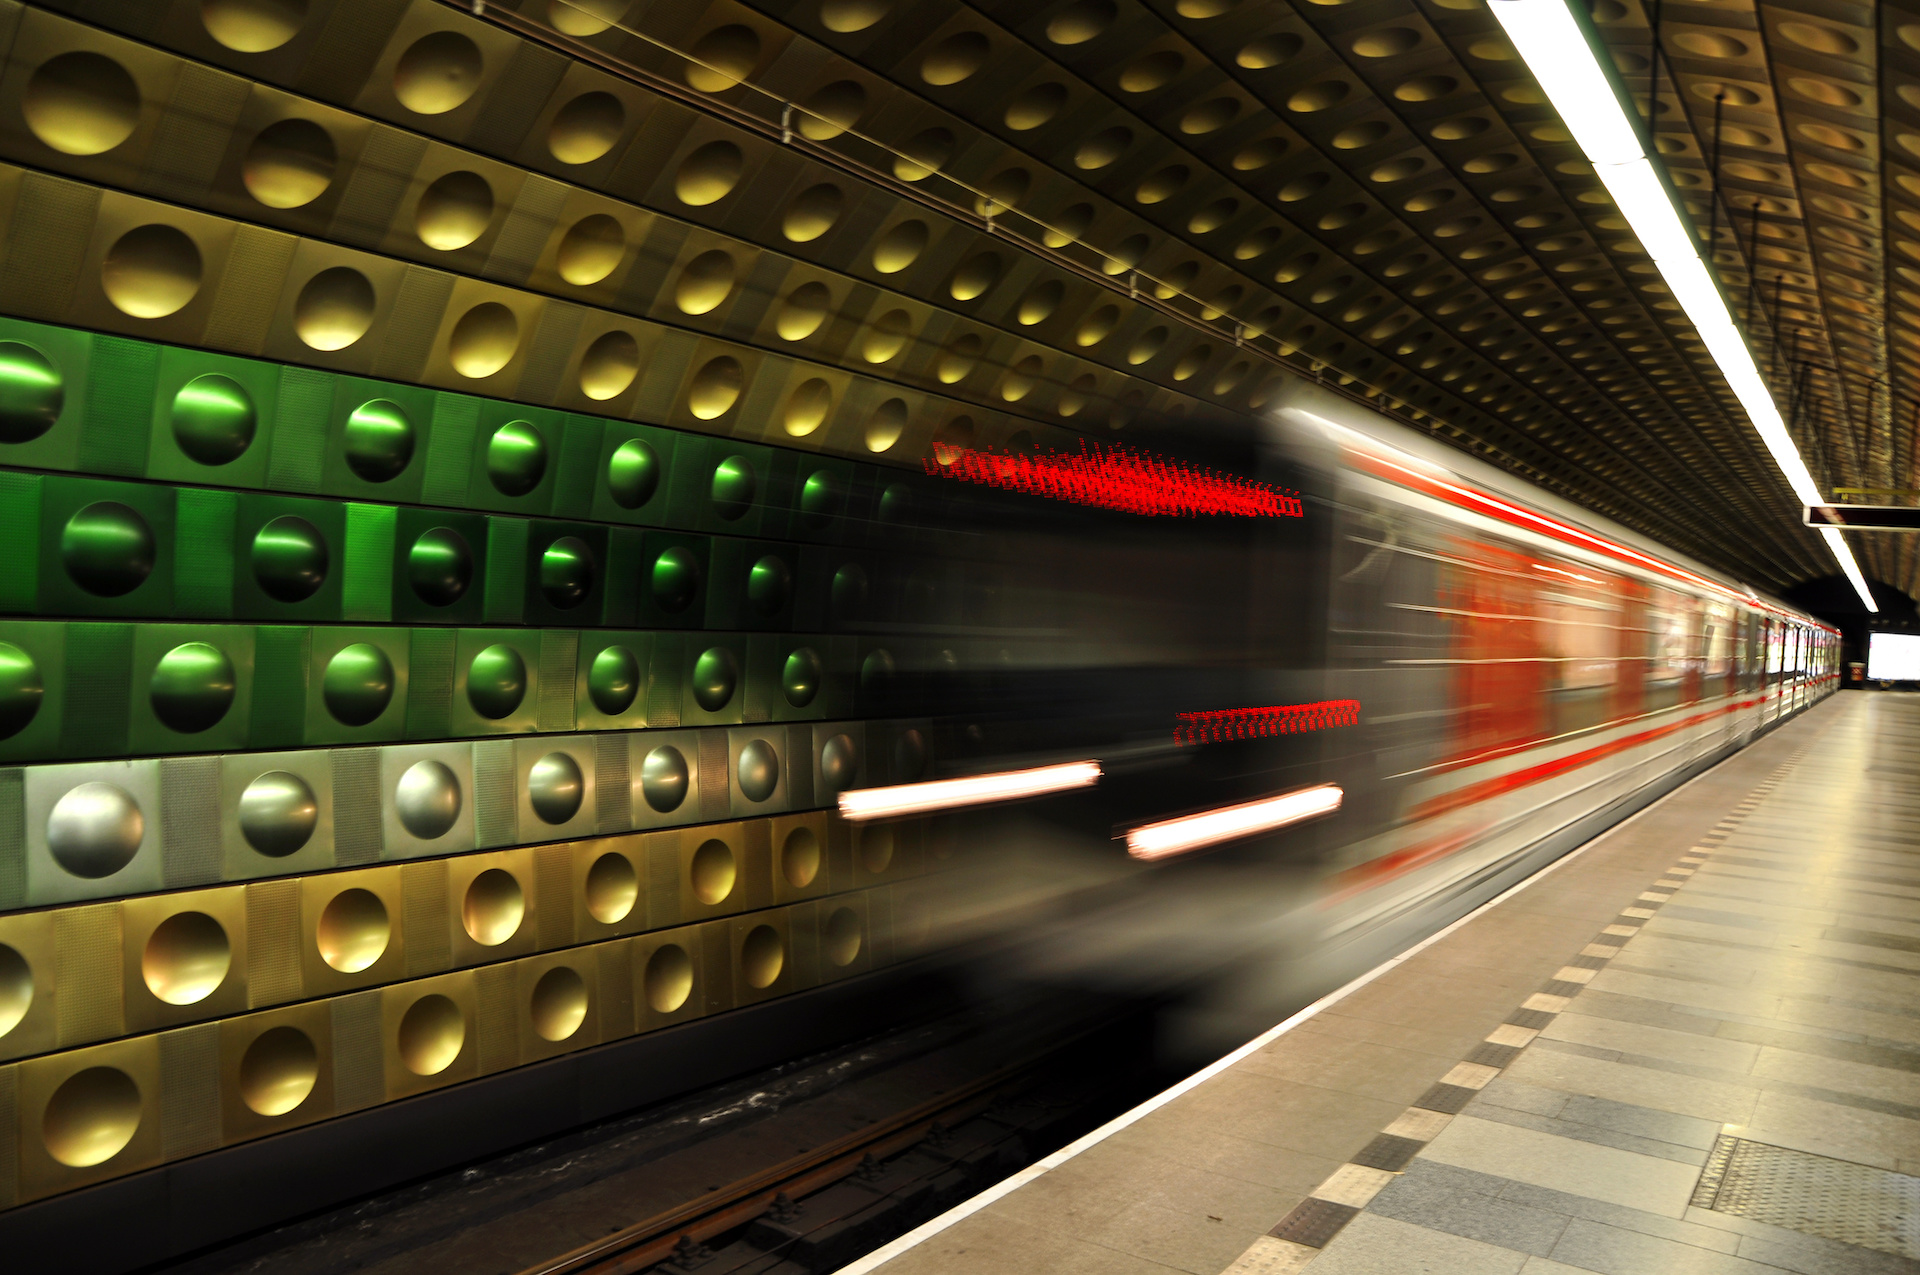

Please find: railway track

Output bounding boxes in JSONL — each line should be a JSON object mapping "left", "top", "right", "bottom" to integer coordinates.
{"left": 520, "top": 1011, "right": 1160, "bottom": 1275}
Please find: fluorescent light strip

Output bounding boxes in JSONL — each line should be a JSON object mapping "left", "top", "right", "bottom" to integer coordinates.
{"left": 1126, "top": 784, "right": 1343, "bottom": 861}
{"left": 836, "top": 761, "right": 1102, "bottom": 822}
{"left": 1486, "top": 0, "right": 1875, "bottom": 612}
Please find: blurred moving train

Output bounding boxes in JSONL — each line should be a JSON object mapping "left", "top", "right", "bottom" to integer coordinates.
{"left": 911, "top": 377, "right": 1837, "bottom": 1035}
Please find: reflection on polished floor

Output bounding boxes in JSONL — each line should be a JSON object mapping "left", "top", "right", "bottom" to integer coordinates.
{"left": 852, "top": 693, "right": 1920, "bottom": 1275}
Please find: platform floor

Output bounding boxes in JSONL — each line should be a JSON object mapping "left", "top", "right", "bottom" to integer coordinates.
{"left": 846, "top": 692, "right": 1920, "bottom": 1275}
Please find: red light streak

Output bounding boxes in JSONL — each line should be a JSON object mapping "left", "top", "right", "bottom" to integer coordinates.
{"left": 925, "top": 442, "right": 1302, "bottom": 519}
{"left": 1175, "top": 699, "right": 1361, "bottom": 746}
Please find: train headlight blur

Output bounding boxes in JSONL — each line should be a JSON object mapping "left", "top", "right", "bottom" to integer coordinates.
{"left": 1126, "top": 784, "right": 1344, "bottom": 862}
{"left": 837, "top": 761, "right": 1103, "bottom": 822}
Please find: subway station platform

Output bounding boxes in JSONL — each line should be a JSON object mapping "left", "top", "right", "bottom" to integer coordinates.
{"left": 845, "top": 693, "right": 1920, "bottom": 1275}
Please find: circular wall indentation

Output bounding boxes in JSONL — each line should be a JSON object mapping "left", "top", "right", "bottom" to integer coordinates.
{"left": 539, "top": 535, "right": 595, "bottom": 610}
{"left": 860, "top": 649, "right": 894, "bottom": 702}
{"left": 783, "top": 378, "right": 831, "bottom": 436}
{"left": 800, "top": 79, "right": 864, "bottom": 140}
{"left": 586, "top": 851, "right": 637, "bottom": 924}
{"left": 149, "top": 642, "right": 235, "bottom": 734}
{"left": 0, "top": 943, "right": 31, "bottom": 1038}
{"left": 741, "top": 925, "right": 783, "bottom": 989}
{"left": 937, "top": 333, "right": 981, "bottom": 383}
{"left": 343, "top": 398, "right": 413, "bottom": 481}
{"left": 747, "top": 555, "right": 791, "bottom": 615}
{"left": 63, "top": 501, "right": 154, "bottom": 597}
{"left": 1018, "top": 280, "right": 1065, "bottom": 324}
{"left": 862, "top": 310, "right": 911, "bottom": 363}
{"left": 463, "top": 868, "right": 524, "bottom": 945}
{"left": 171, "top": 373, "right": 255, "bottom": 465}
{"left": 103, "top": 224, "right": 202, "bottom": 319}
{"left": 820, "top": 733, "right": 858, "bottom": 792}
{"left": 674, "top": 249, "right": 736, "bottom": 316}
{"left": 776, "top": 282, "right": 832, "bottom": 341}
{"left": 895, "top": 728, "right": 927, "bottom": 781}
{"left": 1047, "top": 0, "right": 1114, "bottom": 42}
{"left": 580, "top": 329, "right": 639, "bottom": 400}
{"left": 1120, "top": 49, "right": 1182, "bottom": 92}
{"left": 204, "top": 0, "right": 308, "bottom": 51}
{"left": 242, "top": 118, "right": 335, "bottom": 208}
{"left": 295, "top": 267, "right": 375, "bottom": 351}
{"left": 397, "top": 993, "right": 464, "bottom": 1075}
{"left": 0, "top": 341, "right": 64, "bottom": 444}
{"left": 922, "top": 30, "right": 988, "bottom": 85}
{"left": 140, "top": 910, "right": 229, "bottom": 1005}
{"left": 833, "top": 564, "right": 868, "bottom": 619}
{"left": 686, "top": 24, "right": 759, "bottom": 91}
{"left": 556, "top": 213, "right": 625, "bottom": 285}
{"left": 782, "top": 647, "right": 822, "bottom": 707}
{"left": 781, "top": 825, "right": 820, "bottom": 887}
{"left": 24, "top": 51, "right": 140, "bottom": 156}
{"left": 549, "top": 91, "right": 624, "bottom": 164}
{"left": 860, "top": 824, "right": 894, "bottom": 874}
{"left": 675, "top": 139, "right": 743, "bottom": 205}
{"left": 531, "top": 966, "right": 587, "bottom": 1041}
{"left": 692, "top": 647, "right": 738, "bottom": 712}
{"left": 824, "top": 907, "right": 862, "bottom": 966}
{"left": 651, "top": 546, "right": 700, "bottom": 611}
{"left": 606, "top": 437, "right": 659, "bottom": 508}
{"left": 322, "top": 642, "right": 393, "bottom": 725}
{"left": 710, "top": 455, "right": 755, "bottom": 518}
{"left": 486, "top": 419, "right": 545, "bottom": 495}
{"left": 238, "top": 1025, "right": 317, "bottom": 1116}
{"left": 317, "top": 888, "right": 387, "bottom": 972}
{"left": 408, "top": 527, "right": 472, "bottom": 606}
{"left": 1005, "top": 82, "right": 1066, "bottom": 130}
{"left": 800, "top": 471, "right": 842, "bottom": 525}
{"left": 42, "top": 1067, "right": 140, "bottom": 1167}
{"left": 872, "top": 221, "right": 928, "bottom": 273}
{"left": 690, "top": 838, "right": 736, "bottom": 904}
{"left": 47, "top": 782, "right": 142, "bottom": 879}
{"left": 467, "top": 643, "right": 527, "bottom": 719}
{"left": 644, "top": 943, "right": 693, "bottom": 1012}
{"left": 737, "top": 739, "right": 779, "bottom": 803}
{"left": 529, "top": 751, "right": 584, "bottom": 824}
{"left": 0, "top": 641, "right": 43, "bottom": 740}
{"left": 548, "top": 0, "right": 625, "bottom": 35}
{"left": 415, "top": 170, "right": 493, "bottom": 250}
{"left": 252, "top": 515, "right": 329, "bottom": 602}
{"left": 396, "top": 760, "right": 461, "bottom": 840}
{"left": 783, "top": 183, "right": 843, "bottom": 242}
{"left": 949, "top": 253, "right": 1001, "bottom": 302}
{"left": 239, "top": 770, "right": 317, "bottom": 857}
{"left": 640, "top": 745, "right": 688, "bottom": 812}
{"left": 449, "top": 302, "right": 518, "bottom": 378}
{"left": 688, "top": 356, "right": 743, "bottom": 419}
{"left": 394, "top": 31, "right": 482, "bottom": 115}
{"left": 588, "top": 645, "right": 639, "bottom": 716}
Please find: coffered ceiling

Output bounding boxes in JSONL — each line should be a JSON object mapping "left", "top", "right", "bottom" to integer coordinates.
{"left": 519, "top": 0, "right": 1912, "bottom": 600}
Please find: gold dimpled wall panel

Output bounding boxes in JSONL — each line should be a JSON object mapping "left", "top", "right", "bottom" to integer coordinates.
{"left": 0, "top": 0, "right": 1006, "bottom": 1225}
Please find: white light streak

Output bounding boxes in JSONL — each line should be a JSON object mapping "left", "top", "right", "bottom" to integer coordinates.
{"left": 1126, "top": 784, "right": 1343, "bottom": 861}
{"left": 1486, "top": 0, "right": 1875, "bottom": 612}
{"left": 836, "top": 761, "right": 1102, "bottom": 822}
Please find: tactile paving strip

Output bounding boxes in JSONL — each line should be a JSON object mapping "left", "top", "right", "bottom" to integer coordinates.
{"left": 1692, "top": 1136, "right": 1920, "bottom": 1260}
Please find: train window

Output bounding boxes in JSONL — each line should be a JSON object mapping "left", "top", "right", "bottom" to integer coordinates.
{"left": 1535, "top": 560, "right": 1620, "bottom": 736}
{"left": 1644, "top": 592, "right": 1688, "bottom": 713}
{"left": 1702, "top": 602, "right": 1733, "bottom": 699}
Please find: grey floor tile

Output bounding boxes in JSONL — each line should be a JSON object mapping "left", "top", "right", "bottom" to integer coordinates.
{"left": 1462, "top": 1099, "right": 1712, "bottom": 1166}
{"left": 1367, "top": 1160, "right": 1571, "bottom": 1257}
{"left": 1418, "top": 1115, "right": 1701, "bottom": 1216}
{"left": 1549, "top": 1215, "right": 1817, "bottom": 1273}
{"left": 1307, "top": 1212, "right": 1531, "bottom": 1275}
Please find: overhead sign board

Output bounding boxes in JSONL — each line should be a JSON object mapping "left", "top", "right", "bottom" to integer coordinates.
{"left": 1804, "top": 505, "right": 1920, "bottom": 531}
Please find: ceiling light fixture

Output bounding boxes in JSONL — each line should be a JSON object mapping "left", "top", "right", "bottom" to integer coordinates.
{"left": 1486, "top": 0, "right": 1876, "bottom": 612}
